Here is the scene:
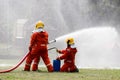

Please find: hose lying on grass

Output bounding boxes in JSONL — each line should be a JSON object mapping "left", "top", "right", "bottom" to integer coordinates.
{"left": 0, "top": 52, "right": 30, "bottom": 73}
{"left": 0, "top": 47, "right": 56, "bottom": 73}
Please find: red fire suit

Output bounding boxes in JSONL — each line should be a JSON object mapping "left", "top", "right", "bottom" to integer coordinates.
{"left": 56, "top": 46, "right": 78, "bottom": 72}
{"left": 24, "top": 30, "right": 53, "bottom": 72}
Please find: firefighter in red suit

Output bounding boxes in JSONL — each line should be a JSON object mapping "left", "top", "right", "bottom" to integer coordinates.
{"left": 24, "top": 21, "right": 53, "bottom": 72}
{"left": 56, "top": 38, "right": 79, "bottom": 72}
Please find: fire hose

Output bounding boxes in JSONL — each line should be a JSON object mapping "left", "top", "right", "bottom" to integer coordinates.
{"left": 0, "top": 40, "right": 56, "bottom": 73}
{"left": 0, "top": 52, "right": 30, "bottom": 73}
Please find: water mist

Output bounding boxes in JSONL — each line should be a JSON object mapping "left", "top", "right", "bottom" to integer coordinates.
{"left": 52, "top": 27, "right": 120, "bottom": 69}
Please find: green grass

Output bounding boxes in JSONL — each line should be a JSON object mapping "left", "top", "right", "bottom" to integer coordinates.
{"left": 0, "top": 67, "right": 120, "bottom": 80}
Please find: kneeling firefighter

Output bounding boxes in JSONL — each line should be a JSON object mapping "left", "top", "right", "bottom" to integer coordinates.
{"left": 24, "top": 21, "right": 53, "bottom": 72}
{"left": 56, "top": 38, "right": 79, "bottom": 72}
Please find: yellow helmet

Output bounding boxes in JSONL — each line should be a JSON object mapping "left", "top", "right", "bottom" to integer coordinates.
{"left": 35, "top": 21, "right": 44, "bottom": 29}
{"left": 66, "top": 37, "right": 74, "bottom": 45}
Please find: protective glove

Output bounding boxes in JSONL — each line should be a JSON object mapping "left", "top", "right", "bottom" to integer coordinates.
{"left": 56, "top": 49, "right": 60, "bottom": 53}
{"left": 29, "top": 46, "right": 32, "bottom": 51}
{"left": 56, "top": 57, "right": 60, "bottom": 60}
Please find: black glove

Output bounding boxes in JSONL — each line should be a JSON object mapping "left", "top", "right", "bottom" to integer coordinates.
{"left": 29, "top": 46, "right": 32, "bottom": 51}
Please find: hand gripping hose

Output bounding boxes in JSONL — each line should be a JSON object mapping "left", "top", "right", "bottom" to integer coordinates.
{"left": 0, "top": 47, "right": 57, "bottom": 73}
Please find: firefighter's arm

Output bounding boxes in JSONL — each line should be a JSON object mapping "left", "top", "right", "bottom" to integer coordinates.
{"left": 56, "top": 49, "right": 66, "bottom": 54}
{"left": 56, "top": 52, "right": 68, "bottom": 60}
{"left": 29, "top": 33, "right": 37, "bottom": 51}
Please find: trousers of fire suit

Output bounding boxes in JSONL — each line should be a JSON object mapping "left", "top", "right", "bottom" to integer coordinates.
{"left": 24, "top": 30, "right": 53, "bottom": 72}
{"left": 56, "top": 46, "right": 78, "bottom": 72}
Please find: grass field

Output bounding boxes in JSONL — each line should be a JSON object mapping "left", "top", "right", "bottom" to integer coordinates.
{"left": 0, "top": 67, "right": 120, "bottom": 80}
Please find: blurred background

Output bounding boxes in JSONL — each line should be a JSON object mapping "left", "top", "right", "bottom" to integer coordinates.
{"left": 0, "top": 0, "right": 120, "bottom": 69}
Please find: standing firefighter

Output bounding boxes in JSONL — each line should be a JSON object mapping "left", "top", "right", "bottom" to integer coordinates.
{"left": 56, "top": 38, "right": 79, "bottom": 72}
{"left": 24, "top": 21, "right": 53, "bottom": 72}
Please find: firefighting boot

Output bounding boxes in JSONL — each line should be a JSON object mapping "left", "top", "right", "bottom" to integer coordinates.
{"left": 47, "top": 64, "right": 53, "bottom": 72}
{"left": 70, "top": 67, "right": 79, "bottom": 72}
{"left": 32, "top": 63, "right": 38, "bottom": 71}
{"left": 24, "top": 63, "right": 31, "bottom": 71}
